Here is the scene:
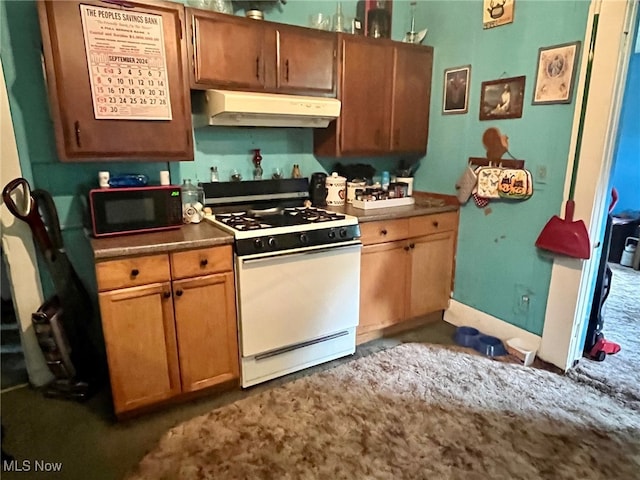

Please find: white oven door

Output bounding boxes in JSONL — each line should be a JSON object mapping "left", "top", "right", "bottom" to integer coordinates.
{"left": 236, "top": 241, "right": 361, "bottom": 357}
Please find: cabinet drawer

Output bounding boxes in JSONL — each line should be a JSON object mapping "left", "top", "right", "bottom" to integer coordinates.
{"left": 409, "top": 212, "right": 458, "bottom": 238}
{"left": 170, "top": 245, "right": 233, "bottom": 280}
{"left": 360, "top": 219, "right": 409, "bottom": 245}
{"left": 96, "top": 254, "right": 170, "bottom": 292}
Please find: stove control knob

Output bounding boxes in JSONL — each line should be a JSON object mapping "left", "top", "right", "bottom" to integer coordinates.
{"left": 299, "top": 233, "right": 309, "bottom": 245}
{"left": 328, "top": 230, "right": 336, "bottom": 239}
{"left": 267, "top": 236, "right": 277, "bottom": 248}
{"left": 254, "top": 238, "right": 264, "bottom": 250}
{"left": 339, "top": 227, "right": 348, "bottom": 238}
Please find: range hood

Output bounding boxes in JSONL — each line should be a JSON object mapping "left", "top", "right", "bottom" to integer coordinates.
{"left": 201, "top": 90, "right": 341, "bottom": 128}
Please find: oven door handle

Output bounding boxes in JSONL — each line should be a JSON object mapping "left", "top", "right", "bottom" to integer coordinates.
{"left": 240, "top": 241, "right": 361, "bottom": 265}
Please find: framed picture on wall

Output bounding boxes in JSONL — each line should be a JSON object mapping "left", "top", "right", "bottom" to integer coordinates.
{"left": 479, "top": 75, "right": 526, "bottom": 120}
{"left": 532, "top": 41, "right": 581, "bottom": 105}
{"left": 482, "top": 0, "right": 515, "bottom": 29}
{"left": 443, "top": 65, "right": 471, "bottom": 115}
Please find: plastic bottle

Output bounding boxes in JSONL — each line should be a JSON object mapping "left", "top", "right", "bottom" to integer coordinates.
{"left": 210, "top": 166, "right": 219, "bottom": 182}
{"left": 381, "top": 171, "right": 390, "bottom": 191}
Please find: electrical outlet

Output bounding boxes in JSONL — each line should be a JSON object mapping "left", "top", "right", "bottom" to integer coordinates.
{"left": 535, "top": 165, "right": 548, "bottom": 184}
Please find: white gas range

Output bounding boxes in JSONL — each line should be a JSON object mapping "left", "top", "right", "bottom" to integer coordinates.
{"left": 202, "top": 179, "right": 361, "bottom": 388}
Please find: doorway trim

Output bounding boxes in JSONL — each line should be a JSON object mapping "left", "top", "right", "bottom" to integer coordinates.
{"left": 1, "top": 59, "right": 53, "bottom": 387}
{"left": 538, "top": 0, "right": 638, "bottom": 370}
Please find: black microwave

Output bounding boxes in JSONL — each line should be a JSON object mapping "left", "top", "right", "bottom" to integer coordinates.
{"left": 89, "top": 185, "right": 183, "bottom": 238}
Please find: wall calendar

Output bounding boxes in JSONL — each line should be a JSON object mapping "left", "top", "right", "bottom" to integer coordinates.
{"left": 80, "top": 4, "right": 172, "bottom": 121}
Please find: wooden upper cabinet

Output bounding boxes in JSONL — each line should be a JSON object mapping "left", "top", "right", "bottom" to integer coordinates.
{"left": 276, "top": 26, "right": 336, "bottom": 96}
{"left": 187, "top": 9, "right": 336, "bottom": 96}
{"left": 339, "top": 36, "right": 393, "bottom": 155}
{"left": 314, "top": 35, "right": 433, "bottom": 158}
{"left": 391, "top": 43, "right": 433, "bottom": 154}
{"left": 37, "top": 0, "right": 193, "bottom": 162}
{"left": 189, "top": 10, "right": 270, "bottom": 90}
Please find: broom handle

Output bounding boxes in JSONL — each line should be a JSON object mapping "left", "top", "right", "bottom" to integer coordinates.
{"left": 568, "top": 6, "right": 600, "bottom": 201}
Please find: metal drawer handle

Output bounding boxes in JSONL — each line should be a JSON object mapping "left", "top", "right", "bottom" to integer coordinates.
{"left": 256, "top": 56, "right": 260, "bottom": 80}
{"left": 163, "top": 291, "right": 171, "bottom": 299}
{"left": 409, "top": 243, "right": 415, "bottom": 249}
{"left": 433, "top": 221, "right": 439, "bottom": 227}
{"left": 404, "top": 245, "right": 410, "bottom": 251}
{"left": 200, "top": 259, "right": 208, "bottom": 267}
{"left": 380, "top": 229, "right": 388, "bottom": 236}
{"left": 175, "top": 289, "right": 183, "bottom": 297}
{"left": 131, "top": 268, "right": 139, "bottom": 277}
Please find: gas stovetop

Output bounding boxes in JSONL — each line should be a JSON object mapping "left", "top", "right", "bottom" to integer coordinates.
{"left": 200, "top": 179, "right": 360, "bottom": 255}
{"left": 204, "top": 207, "right": 359, "bottom": 255}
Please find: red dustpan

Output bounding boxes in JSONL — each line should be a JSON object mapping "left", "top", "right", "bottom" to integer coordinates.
{"left": 535, "top": 200, "right": 590, "bottom": 259}
{"left": 535, "top": 11, "right": 601, "bottom": 261}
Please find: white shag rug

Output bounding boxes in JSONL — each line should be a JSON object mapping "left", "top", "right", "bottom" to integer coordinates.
{"left": 568, "top": 263, "right": 640, "bottom": 409}
{"left": 127, "top": 343, "right": 640, "bottom": 480}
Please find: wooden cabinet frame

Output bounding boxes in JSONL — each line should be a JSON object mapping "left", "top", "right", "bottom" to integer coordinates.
{"left": 357, "top": 211, "right": 459, "bottom": 344}
{"left": 96, "top": 245, "right": 238, "bottom": 416}
{"left": 186, "top": 8, "right": 337, "bottom": 96}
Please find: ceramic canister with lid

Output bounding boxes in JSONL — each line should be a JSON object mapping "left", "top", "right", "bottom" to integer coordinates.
{"left": 326, "top": 172, "right": 347, "bottom": 206}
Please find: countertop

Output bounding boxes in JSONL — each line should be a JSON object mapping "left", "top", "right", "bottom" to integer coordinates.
{"left": 90, "top": 192, "right": 458, "bottom": 260}
{"left": 90, "top": 222, "right": 234, "bottom": 260}
{"left": 331, "top": 192, "right": 459, "bottom": 222}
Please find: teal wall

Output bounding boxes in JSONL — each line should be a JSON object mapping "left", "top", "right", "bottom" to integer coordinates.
{"left": 414, "top": 0, "right": 589, "bottom": 335}
{"left": 2, "top": 0, "right": 591, "bottom": 336}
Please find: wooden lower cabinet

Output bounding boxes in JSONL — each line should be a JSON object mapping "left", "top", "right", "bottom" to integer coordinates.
{"left": 99, "top": 282, "right": 180, "bottom": 414}
{"left": 359, "top": 241, "right": 407, "bottom": 333}
{"left": 408, "top": 232, "right": 456, "bottom": 318}
{"left": 357, "top": 212, "right": 458, "bottom": 342}
{"left": 172, "top": 272, "right": 238, "bottom": 393}
{"left": 95, "top": 246, "right": 239, "bottom": 416}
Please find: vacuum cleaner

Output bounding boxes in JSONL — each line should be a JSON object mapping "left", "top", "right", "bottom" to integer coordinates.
{"left": 2, "top": 178, "right": 102, "bottom": 400}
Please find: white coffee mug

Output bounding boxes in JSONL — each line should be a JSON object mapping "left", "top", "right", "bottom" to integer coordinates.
{"left": 325, "top": 172, "right": 346, "bottom": 206}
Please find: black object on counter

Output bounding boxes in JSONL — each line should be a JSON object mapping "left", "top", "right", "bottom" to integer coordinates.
{"left": 309, "top": 172, "right": 328, "bottom": 207}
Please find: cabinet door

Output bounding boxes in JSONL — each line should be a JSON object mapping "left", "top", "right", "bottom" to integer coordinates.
{"left": 358, "top": 241, "right": 408, "bottom": 336}
{"left": 390, "top": 44, "right": 433, "bottom": 154}
{"left": 277, "top": 27, "right": 337, "bottom": 96}
{"left": 408, "top": 231, "right": 456, "bottom": 319}
{"left": 189, "top": 9, "right": 270, "bottom": 90}
{"left": 38, "top": 0, "right": 193, "bottom": 161}
{"left": 99, "top": 282, "right": 180, "bottom": 414}
{"left": 172, "top": 272, "right": 239, "bottom": 392}
{"left": 339, "top": 36, "right": 393, "bottom": 154}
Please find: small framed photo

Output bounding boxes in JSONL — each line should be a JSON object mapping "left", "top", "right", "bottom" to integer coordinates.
{"left": 482, "top": 0, "right": 515, "bottom": 30}
{"left": 479, "top": 75, "right": 526, "bottom": 121}
{"left": 443, "top": 65, "right": 471, "bottom": 115}
{"left": 532, "top": 41, "right": 581, "bottom": 105}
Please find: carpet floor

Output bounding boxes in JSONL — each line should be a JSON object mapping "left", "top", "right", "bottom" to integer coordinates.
{"left": 127, "top": 343, "right": 640, "bottom": 480}
{"left": 568, "top": 263, "right": 640, "bottom": 410}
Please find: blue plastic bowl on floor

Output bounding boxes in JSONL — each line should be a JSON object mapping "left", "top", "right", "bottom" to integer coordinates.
{"left": 474, "top": 335, "right": 507, "bottom": 357}
{"left": 454, "top": 326, "right": 480, "bottom": 347}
